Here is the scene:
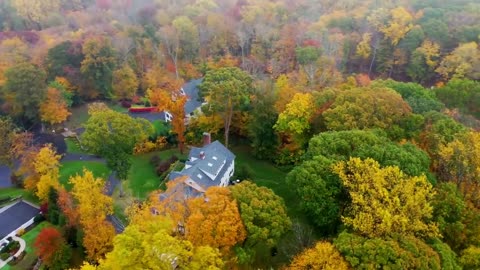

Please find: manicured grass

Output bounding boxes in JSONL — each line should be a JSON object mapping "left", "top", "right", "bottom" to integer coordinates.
{"left": 107, "top": 102, "right": 128, "bottom": 113}
{"left": 231, "top": 146, "right": 306, "bottom": 222}
{"left": 127, "top": 149, "right": 187, "bottom": 199}
{"left": 60, "top": 161, "right": 110, "bottom": 190}
{"left": 64, "top": 104, "right": 89, "bottom": 130}
{"left": 10, "top": 222, "right": 55, "bottom": 270}
{"left": 65, "top": 138, "right": 87, "bottom": 154}
{"left": 0, "top": 188, "right": 39, "bottom": 205}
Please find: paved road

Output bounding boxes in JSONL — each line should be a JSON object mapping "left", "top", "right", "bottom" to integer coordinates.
{"left": 61, "top": 153, "right": 105, "bottom": 163}
{"left": 0, "top": 165, "right": 12, "bottom": 188}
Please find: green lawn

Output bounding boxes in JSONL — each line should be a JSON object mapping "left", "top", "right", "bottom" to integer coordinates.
{"left": 64, "top": 104, "right": 89, "bottom": 130}
{"left": 231, "top": 147, "right": 306, "bottom": 223}
{"left": 107, "top": 102, "right": 128, "bottom": 113}
{"left": 127, "top": 149, "right": 187, "bottom": 199}
{"left": 65, "top": 138, "right": 87, "bottom": 154}
{"left": 8, "top": 222, "right": 55, "bottom": 270}
{"left": 0, "top": 188, "right": 39, "bottom": 205}
{"left": 59, "top": 161, "right": 110, "bottom": 190}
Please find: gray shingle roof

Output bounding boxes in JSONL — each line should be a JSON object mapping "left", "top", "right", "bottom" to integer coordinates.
{"left": 183, "top": 78, "right": 203, "bottom": 115}
{"left": 168, "top": 141, "right": 235, "bottom": 190}
{"left": 127, "top": 111, "right": 168, "bottom": 122}
{"left": 0, "top": 201, "right": 39, "bottom": 239}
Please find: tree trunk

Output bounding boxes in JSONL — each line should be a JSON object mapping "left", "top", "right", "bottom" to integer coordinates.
{"left": 368, "top": 39, "right": 378, "bottom": 76}
{"left": 224, "top": 103, "right": 234, "bottom": 148}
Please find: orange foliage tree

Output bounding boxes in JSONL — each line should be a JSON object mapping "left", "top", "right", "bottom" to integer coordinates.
{"left": 34, "top": 227, "right": 71, "bottom": 269}
{"left": 148, "top": 88, "right": 187, "bottom": 153}
{"left": 40, "top": 87, "right": 71, "bottom": 125}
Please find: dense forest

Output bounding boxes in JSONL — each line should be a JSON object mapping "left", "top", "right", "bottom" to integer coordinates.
{"left": 1, "top": 0, "right": 480, "bottom": 269}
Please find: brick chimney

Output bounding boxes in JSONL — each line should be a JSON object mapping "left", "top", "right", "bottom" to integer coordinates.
{"left": 203, "top": 132, "right": 211, "bottom": 146}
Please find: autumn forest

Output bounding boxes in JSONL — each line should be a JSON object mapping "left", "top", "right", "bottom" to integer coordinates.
{"left": 0, "top": 0, "right": 480, "bottom": 269}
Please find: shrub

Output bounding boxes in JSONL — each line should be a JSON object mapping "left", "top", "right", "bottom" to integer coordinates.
{"left": 156, "top": 161, "right": 171, "bottom": 175}
{"left": 10, "top": 173, "right": 22, "bottom": 188}
{"left": 150, "top": 155, "right": 161, "bottom": 166}
{"left": 34, "top": 214, "right": 46, "bottom": 223}
{"left": 168, "top": 155, "right": 179, "bottom": 164}
{"left": 16, "top": 228, "right": 25, "bottom": 236}
{"left": 0, "top": 252, "right": 10, "bottom": 260}
{"left": 234, "top": 164, "right": 254, "bottom": 181}
{"left": 121, "top": 100, "right": 132, "bottom": 108}
{"left": 0, "top": 196, "right": 11, "bottom": 205}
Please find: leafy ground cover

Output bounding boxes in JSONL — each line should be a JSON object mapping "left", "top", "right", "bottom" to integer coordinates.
{"left": 59, "top": 161, "right": 110, "bottom": 190}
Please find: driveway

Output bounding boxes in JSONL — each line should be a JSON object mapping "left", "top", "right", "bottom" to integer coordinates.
{"left": 0, "top": 165, "right": 12, "bottom": 188}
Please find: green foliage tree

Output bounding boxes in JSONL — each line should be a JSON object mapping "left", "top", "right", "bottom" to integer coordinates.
{"left": 295, "top": 46, "right": 321, "bottom": 84}
{"left": 288, "top": 130, "right": 433, "bottom": 232}
{"left": 0, "top": 117, "right": 17, "bottom": 167}
{"left": 2, "top": 62, "right": 47, "bottom": 122}
{"left": 334, "top": 232, "right": 441, "bottom": 270}
{"left": 230, "top": 181, "right": 291, "bottom": 249}
{"left": 81, "top": 109, "right": 153, "bottom": 192}
{"left": 429, "top": 238, "right": 462, "bottom": 270}
{"left": 47, "top": 187, "right": 60, "bottom": 225}
{"left": 81, "top": 37, "right": 117, "bottom": 99}
{"left": 373, "top": 79, "right": 443, "bottom": 113}
{"left": 322, "top": 87, "right": 411, "bottom": 131}
{"left": 460, "top": 246, "right": 480, "bottom": 270}
{"left": 435, "top": 79, "right": 480, "bottom": 118}
{"left": 200, "top": 67, "right": 253, "bottom": 147}
{"left": 45, "top": 41, "right": 84, "bottom": 80}
{"left": 247, "top": 88, "right": 279, "bottom": 160}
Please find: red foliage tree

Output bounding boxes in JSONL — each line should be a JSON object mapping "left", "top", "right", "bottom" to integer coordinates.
{"left": 34, "top": 227, "right": 65, "bottom": 265}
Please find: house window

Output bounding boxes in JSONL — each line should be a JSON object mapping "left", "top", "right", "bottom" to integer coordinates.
{"left": 208, "top": 163, "right": 213, "bottom": 167}
{"left": 197, "top": 174, "right": 202, "bottom": 179}
{"left": 212, "top": 156, "right": 217, "bottom": 160}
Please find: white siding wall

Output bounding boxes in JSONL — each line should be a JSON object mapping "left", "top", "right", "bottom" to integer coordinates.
{"left": 220, "top": 160, "right": 234, "bottom": 187}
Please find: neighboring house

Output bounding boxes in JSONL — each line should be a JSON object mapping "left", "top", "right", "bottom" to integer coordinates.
{"left": 182, "top": 78, "right": 204, "bottom": 121}
{"left": 0, "top": 200, "right": 39, "bottom": 243}
{"left": 166, "top": 133, "right": 235, "bottom": 198}
{"left": 127, "top": 79, "right": 203, "bottom": 124}
{"left": 127, "top": 111, "right": 172, "bottom": 123}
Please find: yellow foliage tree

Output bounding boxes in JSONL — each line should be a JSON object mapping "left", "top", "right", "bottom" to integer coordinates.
{"left": 33, "top": 145, "right": 61, "bottom": 202}
{"left": 274, "top": 93, "right": 315, "bottom": 138}
{"left": 11, "top": 0, "right": 61, "bottom": 27}
{"left": 438, "top": 131, "right": 480, "bottom": 205}
{"left": 436, "top": 42, "right": 480, "bottom": 80}
{"left": 40, "top": 88, "right": 71, "bottom": 125}
{"left": 88, "top": 217, "right": 224, "bottom": 270}
{"left": 333, "top": 157, "right": 439, "bottom": 238}
{"left": 112, "top": 64, "right": 139, "bottom": 100}
{"left": 416, "top": 40, "right": 441, "bottom": 68}
{"left": 70, "top": 170, "right": 115, "bottom": 261}
{"left": 381, "top": 7, "right": 414, "bottom": 46}
{"left": 274, "top": 74, "right": 299, "bottom": 113}
{"left": 287, "top": 242, "right": 350, "bottom": 270}
{"left": 356, "top": 33, "right": 372, "bottom": 59}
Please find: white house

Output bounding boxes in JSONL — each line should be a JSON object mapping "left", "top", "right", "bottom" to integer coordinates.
{"left": 167, "top": 133, "right": 235, "bottom": 197}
